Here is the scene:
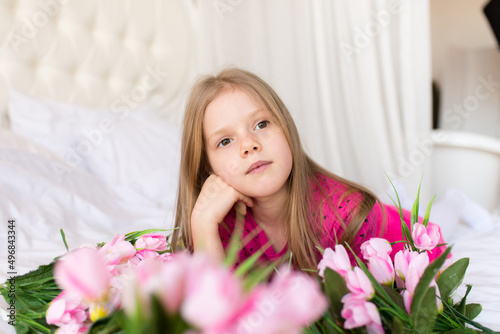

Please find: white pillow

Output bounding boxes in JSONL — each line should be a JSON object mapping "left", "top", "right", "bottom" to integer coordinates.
{"left": 8, "top": 90, "right": 98, "bottom": 171}
{"left": 8, "top": 90, "right": 181, "bottom": 211}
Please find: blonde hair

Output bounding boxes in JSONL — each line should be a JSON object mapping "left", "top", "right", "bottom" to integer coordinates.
{"left": 171, "top": 68, "right": 383, "bottom": 272}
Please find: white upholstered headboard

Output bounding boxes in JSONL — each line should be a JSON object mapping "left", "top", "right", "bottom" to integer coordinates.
{"left": 0, "top": 0, "right": 196, "bottom": 127}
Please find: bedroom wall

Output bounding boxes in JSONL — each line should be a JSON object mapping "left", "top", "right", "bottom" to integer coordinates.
{"left": 430, "top": 0, "right": 497, "bottom": 86}
{"left": 428, "top": 0, "right": 500, "bottom": 211}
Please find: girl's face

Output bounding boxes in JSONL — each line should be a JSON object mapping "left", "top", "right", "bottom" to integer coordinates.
{"left": 203, "top": 87, "right": 293, "bottom": 199}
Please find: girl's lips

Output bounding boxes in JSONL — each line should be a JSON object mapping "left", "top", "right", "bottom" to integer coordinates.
{"left": 246, "top": 161, "right": 271, "bottom": 174}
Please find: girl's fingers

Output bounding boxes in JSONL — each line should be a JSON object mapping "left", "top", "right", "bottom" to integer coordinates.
{"left": 240, "top": 194, "right": 253, "bottom": 208}
{"left": 208, "top": 174, "right": 253, "bottom": 208}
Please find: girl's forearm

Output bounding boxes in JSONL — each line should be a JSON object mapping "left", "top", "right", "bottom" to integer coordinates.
{"left": 192, "top": 219, "right": 226, "bottom": 262}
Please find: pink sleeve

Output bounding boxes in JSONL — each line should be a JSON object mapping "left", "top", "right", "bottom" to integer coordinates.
{"left": 373, "top": 204, "right": 447, "bottom": 262}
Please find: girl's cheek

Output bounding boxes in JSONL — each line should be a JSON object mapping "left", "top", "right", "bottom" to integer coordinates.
{"left": 224, "top": 159, "right": 240, "bottom": 177}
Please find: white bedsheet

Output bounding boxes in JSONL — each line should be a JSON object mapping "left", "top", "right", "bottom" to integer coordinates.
{"left": 0, "top": 130, "right": 176, "bottom": 281}
{"left": 450, "top": 219, "right": 500, "bottom": 331}
{"left": 0, "top": 129, "right": 179, "bottom": 333}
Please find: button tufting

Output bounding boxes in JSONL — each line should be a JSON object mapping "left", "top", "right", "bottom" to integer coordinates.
{"left": 0, "top": 0, "right": 194, "bottom": 124}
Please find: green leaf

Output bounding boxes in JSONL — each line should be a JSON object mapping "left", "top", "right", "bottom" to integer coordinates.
{"left": 422, "top": 195, "right": 436, "bottom": 227}
{"left": 411, "top": 286, "right": 438, "bottom": 332}
{"left": 437, "top": 258, "right": 469, "bottom": 301}
{"left": 88, "top": 311, "right": 125, "bottom": 334}
{"left": 410, "top": 247, "right": 451, "bottom": 318}
{"left": 411, "top": 176, "right": 423, "bottom": 226}
{"left": 465, "top": 303, "right": 482, "bottom": 321}
{"left": 9, "top": 263, "right": 55, "bottom": 286}
{"left": 323, "top": 268, "right": 349, "bottom": 319}
{"left": 381, "top": 285, "right": 405, "bottom": 310}
{"left": 0, "top": 263, "right": 60, "bottom": 334}
{"left": 224, "top": 208, "right": 246, "bottom": 267}
{"left": 233, "top": 248, "right": 265, "bottom": 277}
{"left": 385, "top": 174, "right": 410, "bottom": 246}
{"left": 455, "top": 284, "right": 473, "bottom": 318}
{"left": 307, "top": 310, "right": 347, "bottom": 334}
{"left": 60, "top": 229, "right": 69, "bottom": 252}
{"left": 124, "top": 229, "right": 171, "bottom": 243}
{"left": 241, "top": 260, "right": 276, "bottom": 291}
{"left": 443, "top": 301, "right": 495, "bottom": 333}
{"left": 391, "top": 315, "right": 407, "bottom": 333}
{"left": 344, "top": 243, "right": 409, "bottom": 322}
{"left": 14, "top": 312, "right": 55, "bottom": 334}
{"left": 443, "top": 329, "right": 478, "bottom": 334}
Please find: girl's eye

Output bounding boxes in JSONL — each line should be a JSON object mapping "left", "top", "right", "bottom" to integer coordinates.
{"left": 256, "top": 120, "right": 269, "bottom": 130}
{"left": 217, "top": 138, "right": 232, "bottom": 147}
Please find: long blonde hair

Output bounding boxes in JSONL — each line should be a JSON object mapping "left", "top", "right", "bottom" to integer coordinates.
{"left": 171, "top": 68, "right": 383, "bottom": 272}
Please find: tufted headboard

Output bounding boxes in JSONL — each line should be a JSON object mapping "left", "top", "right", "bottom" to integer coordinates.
{"left": 0, "top": 0, "right": 196, "bottom": 127}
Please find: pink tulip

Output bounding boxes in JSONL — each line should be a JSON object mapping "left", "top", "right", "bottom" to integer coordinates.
{"left": 434, "top": 282, "right": 443, "bottom": 312}
{"left": 266, "top": 266, "right": 328, "bottom": 326}
{"left": 121, "top": 259, "right": 160, "bottom": 318}
{"left": 122, "top": 253, "right": 190, "bottom": 318}
{"left": 225, "top": 266, "right": 328, "bottom": 334}
{"left": 366, "top": 322, "right": 385, "bottom": 334}
{"left": 402, "top": 252, "right": 438, "bottom": 314}
{"left": 156, "top": 254, "right": 189, "bottom": 314}
{"left": 158, "top": 252, "right": 173, "bottom": 262}
{"left": 98, "top": 234, "right": 137, "bottom": 266}
{"left": 345, "top": 267, "right": 374, "bottom": 300}
{"left": 404, "top": 252, "right": 429, "bottom": 295}
{"left": 181, "top": 254, "right": 247, "bottom": 331}
{"left": 55, "top": 247, "right": 112, "bottom": 301}
{"left": 402, "top": 280, "right": 442, "bottom": 314}
{"left": 340, "top": 295, "right": 383, "bottom": 333}
{"left": 402, "top": 289, "right": 412, "bottom": 314}
{"left": 134, "top": 233, "right": 169, "bottom": 252}
{"left": 212, "top": 286, "right": 266, "bottom": 334}
{"left": 128, "top": 249, "right": 159, "bottom": 265}
{"left": 55, "top": 324, "right": 89, "bottom": 334}
{"left": 360, "top": 238, "right": 392, "bottom": 260}
{"left": 367, "top": 254, "right": 395, "bottom": 286}
{"left": 317, "top": 245, "right": 351, "bottom": 278}
{"left": 46, "top": 291, "right": 88, "bottom": 326}
{"left": 412, "top": 223, "right": 441, "bottom": 251}
{"left": 394, "top": 249, "right": 419, "bottom": 282}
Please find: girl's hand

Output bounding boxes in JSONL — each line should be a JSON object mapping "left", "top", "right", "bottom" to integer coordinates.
{"left": 191, "top": 174, "right": 253, "bottom": 235}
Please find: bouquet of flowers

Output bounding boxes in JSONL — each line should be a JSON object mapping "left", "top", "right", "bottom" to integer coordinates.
{"left": 308, "top": 182, "right": 493, "bottom": 333}
{"left": 0, "top": 229, "right": 327, "bottom": 334}
{"left": 0, "top": 182, "right": 496, "bottom": 334}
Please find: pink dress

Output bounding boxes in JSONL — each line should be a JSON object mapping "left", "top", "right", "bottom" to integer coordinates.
{"left": 218, "top": 174, "right": 446, "bottom": 268}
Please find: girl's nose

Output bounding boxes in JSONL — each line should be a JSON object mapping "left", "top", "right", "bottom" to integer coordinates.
{"left": 240, "top": 135, "right": 262, "bottom": 157}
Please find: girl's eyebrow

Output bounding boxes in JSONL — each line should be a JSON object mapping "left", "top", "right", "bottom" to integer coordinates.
{"left": 207, "top": 108, "right": 267, "bottom": 142}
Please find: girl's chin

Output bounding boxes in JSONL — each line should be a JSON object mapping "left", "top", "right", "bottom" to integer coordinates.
{"left": 239, "top": 187, "right": 285, "bottom": 200}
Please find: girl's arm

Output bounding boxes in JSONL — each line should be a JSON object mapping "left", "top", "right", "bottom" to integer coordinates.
{"left": 192, "top": 215, "right": 226, "bottom": 262}
{"left": 191, "top": 175, "right": 253, "bottom": 262}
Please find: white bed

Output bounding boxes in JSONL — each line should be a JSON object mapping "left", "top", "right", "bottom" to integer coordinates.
{"left": 0, "top": 1, "right": 499, "bottom": 333}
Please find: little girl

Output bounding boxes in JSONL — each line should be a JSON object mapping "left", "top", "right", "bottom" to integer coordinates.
{"left": 171, "top": 68, "right": 445, "bottom": 272}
